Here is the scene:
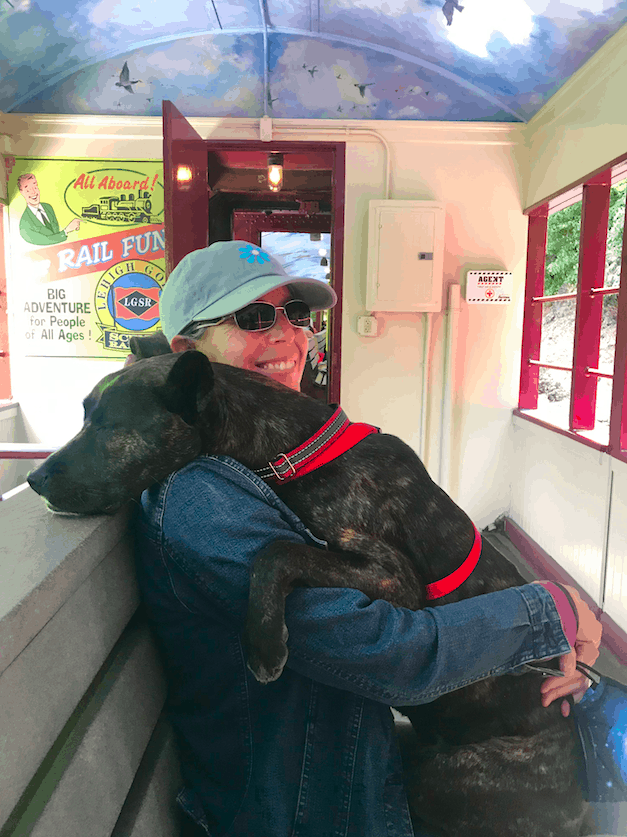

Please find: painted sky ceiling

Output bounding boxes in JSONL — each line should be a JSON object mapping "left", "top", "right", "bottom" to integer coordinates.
{"left": 0, "top": 1, "right": 626, "bottom": 122}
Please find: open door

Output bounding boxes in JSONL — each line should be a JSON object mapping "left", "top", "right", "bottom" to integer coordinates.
{"left": 207, "top": 143, "right": 345, "bottom": 403}
{"left": 161, "top": 108, "right": 345, "bottom": 402}
{"left": 162, "top": 101, "right": 208, "bottom": 274}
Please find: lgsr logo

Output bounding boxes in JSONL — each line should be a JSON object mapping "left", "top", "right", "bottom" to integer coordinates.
{"left": 94, "top": 259, "right": 165, "bottom": 351}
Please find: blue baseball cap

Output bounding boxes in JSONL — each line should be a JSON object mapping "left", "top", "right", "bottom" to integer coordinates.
{"left": 159, "top": 240, "right": 337, "bottom": 342}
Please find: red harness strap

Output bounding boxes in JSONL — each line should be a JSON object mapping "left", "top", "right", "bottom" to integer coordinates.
{"left": 255, "top": 407, "right": 481, "bottom": 598}
{"left": 424, "top": 523, "right": 482, "bottom": 600}
{"left": 254, "top": 407, "right": 379, "bottom": 483}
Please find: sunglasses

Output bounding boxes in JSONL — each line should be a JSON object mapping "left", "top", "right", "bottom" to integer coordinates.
{"left": 184, "top": 299, "right": 312, "bottom": 336}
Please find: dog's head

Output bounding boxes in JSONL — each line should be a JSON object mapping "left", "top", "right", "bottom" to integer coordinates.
{"left": 28, "top": 351, "right": 215, "bottom": 515}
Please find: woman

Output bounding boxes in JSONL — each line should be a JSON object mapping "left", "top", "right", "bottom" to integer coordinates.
{"left": 135, "top": 240, "right": 601, "bottom": 837}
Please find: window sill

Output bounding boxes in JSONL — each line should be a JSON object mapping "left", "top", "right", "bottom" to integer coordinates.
{"left": 514, "top": 409, "right": 627, "bottom": 464}
{"left": 513, "top": 409, "right": 609, "bottom": 452}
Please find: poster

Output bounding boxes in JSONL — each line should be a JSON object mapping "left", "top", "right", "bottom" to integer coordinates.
{"left": 465, "top": 271, "right": 513, "bottom": 305}
{"left": 6, "top": 157, "right": 165, "bottom": 358}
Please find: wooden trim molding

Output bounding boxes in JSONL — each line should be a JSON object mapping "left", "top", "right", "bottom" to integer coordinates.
{"left": 0, "top": 113, "right": 525, "bottom": 161}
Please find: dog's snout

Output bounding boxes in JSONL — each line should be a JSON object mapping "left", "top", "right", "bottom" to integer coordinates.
{"left": 27, "top": 470, "right": 46, "bottom": 495}
{"left": 27, "top": 459, "right": 68, "bottom": 496}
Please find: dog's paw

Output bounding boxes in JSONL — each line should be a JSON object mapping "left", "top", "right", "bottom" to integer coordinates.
{"left": 246, "top": 648, "right": 289, "bottom": 684}
{"left": 243, "top": 623, "right": 289, "bottom": 684}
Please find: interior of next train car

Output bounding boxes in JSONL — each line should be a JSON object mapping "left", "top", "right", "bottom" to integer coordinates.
{"left": 1, "top": 2, "right": 627, "bottom": 836}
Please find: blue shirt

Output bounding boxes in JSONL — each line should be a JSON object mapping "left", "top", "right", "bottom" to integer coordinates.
{"left": 135, "top": 455, "right": 571, "bottom": 837}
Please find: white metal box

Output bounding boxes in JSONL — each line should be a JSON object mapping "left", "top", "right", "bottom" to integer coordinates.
{"left": 366, "top": 200, "right": 445, "bottom": 312}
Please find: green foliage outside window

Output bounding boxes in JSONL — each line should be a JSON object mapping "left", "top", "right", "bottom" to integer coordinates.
{"left": 544, "top": 180, "right": 627, "bottom": 296}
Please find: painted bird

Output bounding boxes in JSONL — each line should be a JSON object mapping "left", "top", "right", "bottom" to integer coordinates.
{"left": 116, "top": 61, "right": 142, "bottom": 93}
{"left": 354, "top": 82, "right": 374, "bottom": 98}
{"left": 442, "top": 0, "right": 464, "bottom": 26}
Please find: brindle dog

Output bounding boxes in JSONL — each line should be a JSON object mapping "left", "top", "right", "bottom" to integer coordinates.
{"left": 27, "top": 350, "right": 591, "bottom": 837}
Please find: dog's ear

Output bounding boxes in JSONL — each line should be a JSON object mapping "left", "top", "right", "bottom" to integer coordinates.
{"left": 162, "top": 351, "right": 215, "bottom": 425}
{"left": 130, "top": 332, "right": 172, "bottom": 359}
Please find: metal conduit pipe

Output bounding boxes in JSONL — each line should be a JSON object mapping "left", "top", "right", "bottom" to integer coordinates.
{"left": 420, "top": 312, "right": 432, "bottom": 462}
{"left": 438, "top": 284, "right": 461, "bottom": 494}
{"left": 269, "top": 122, "right": 392, "bottom": 200}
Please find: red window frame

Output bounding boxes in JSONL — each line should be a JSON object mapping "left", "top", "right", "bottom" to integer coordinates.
{"left": 516, "top": 159, "right": 627, "bottom": 462}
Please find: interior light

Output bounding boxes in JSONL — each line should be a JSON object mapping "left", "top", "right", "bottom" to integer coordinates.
{"left": 267, "top": 152, "right": 284, "bottom": 192}
{"left": 176, "top": 165, "right": 193, "bottom": 183}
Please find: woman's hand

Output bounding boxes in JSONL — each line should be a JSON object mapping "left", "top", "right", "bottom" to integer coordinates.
{"left": 538, "top": 584, "right": 602, "bottom": 717}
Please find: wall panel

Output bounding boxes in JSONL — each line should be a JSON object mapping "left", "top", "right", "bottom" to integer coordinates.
{"left": 605, "top": 457, "right": 627, "bottom": 629}
{"left": 510, "top": 416, "right": 609, "bottom": 605}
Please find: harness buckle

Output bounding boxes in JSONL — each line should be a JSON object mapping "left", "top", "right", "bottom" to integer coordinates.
{"left": 269, "top": 453, "right": 297, "bottom": 481}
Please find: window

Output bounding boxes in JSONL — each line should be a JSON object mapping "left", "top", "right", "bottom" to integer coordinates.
{"left": 517, "top": 162, "right": 627, "bottom": 460}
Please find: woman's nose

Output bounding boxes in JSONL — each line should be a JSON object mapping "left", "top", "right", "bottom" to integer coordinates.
{"left": 267, "top": 310, "right": 296, "bottom": 341}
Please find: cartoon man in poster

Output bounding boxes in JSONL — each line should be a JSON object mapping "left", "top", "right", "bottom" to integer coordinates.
{"left": 18, "top": 173, "right": 81, "bottom": 246}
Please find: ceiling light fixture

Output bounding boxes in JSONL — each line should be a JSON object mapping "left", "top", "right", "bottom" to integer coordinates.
{"left": 267, "top": 152, "right": 284, "bottom": 192}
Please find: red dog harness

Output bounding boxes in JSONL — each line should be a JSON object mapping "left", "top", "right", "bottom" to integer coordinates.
{"left": 424, "top": 523, "right": 482, "bottom": 600}
{"left": 254, "top": 407, "right": 379, "bottom": 483}
{"left": 255, "top": 406, "right": 481, "bottom": 600}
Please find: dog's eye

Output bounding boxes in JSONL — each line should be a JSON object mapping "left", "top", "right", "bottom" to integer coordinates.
{"left": 95, "top": 425, "right": 116, "bottom": 435}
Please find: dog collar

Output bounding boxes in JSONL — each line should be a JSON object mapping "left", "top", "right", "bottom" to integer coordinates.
{"left": 425, "top": 524, "right": 482, "bottom": 600}
{"left": 254, "top": 406, "right": 379, "bottom": 484}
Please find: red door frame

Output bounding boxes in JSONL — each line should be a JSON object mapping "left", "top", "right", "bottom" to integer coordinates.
{"left": 162, "top": 103, "right": 346, "bottom": 403}
{"left": 163, "top": 101, "right": 209, "bottom": 275}
{"left": 232, "top": 209, "right": 331, "bottom": 241}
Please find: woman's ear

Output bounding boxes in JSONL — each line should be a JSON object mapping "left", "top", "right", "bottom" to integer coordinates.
{"left": 171, "top": 334, "right": 197, "bottom": 353}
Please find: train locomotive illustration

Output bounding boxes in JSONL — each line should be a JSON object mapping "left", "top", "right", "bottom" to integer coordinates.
{"left": 81, "top": 191, "right": 161, "bottom": 224}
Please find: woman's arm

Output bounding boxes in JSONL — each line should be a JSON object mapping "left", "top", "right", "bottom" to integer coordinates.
{"left": 153, "top": 457, "right": 583, "bottom": 706}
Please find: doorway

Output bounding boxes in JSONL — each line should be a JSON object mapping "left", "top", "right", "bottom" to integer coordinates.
{"left": 162, "top": 102, "right": 345, "bottom": 402}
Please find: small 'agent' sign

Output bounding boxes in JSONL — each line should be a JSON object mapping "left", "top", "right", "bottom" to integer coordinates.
{"left": 466, "top": 271, "right": 512, "bottom": 305}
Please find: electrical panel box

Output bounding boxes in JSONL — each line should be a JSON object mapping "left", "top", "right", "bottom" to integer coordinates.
{"left": 366, "top": 200, "right": 445, "bottom": 312}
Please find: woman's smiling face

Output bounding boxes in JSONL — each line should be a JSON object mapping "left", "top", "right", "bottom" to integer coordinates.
{"left": 189, "top": 286, "right": 310, "bottom": 391}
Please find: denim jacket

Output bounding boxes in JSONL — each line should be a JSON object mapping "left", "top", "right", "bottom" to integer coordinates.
{"left": 135, "top": 455, "right": 571, "bottom": 837}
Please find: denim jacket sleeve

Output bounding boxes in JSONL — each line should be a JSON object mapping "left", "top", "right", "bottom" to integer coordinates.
{"left": 147, "top": 455, "right": 571, "bottom": 707}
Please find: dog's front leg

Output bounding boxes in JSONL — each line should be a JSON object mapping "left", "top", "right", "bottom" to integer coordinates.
{"left": 244, "top": 540, "right": 422, "bottom": 684}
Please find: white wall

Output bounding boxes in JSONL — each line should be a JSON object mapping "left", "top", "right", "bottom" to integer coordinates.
{"left": 0, "top": 114, "right": 528, "bottom": 526}
{"left": 524, "top": 23, "right": 627, "bottom": 209}
{"left": 606, "top": 457, "right": 627, "bottom": 629}
{"left": 509, "top": 22, "right": 627, "bottom": 627}
{"left": 0, "top": 402, "right": 32, "bottom": 495}
{"left": 339, "top": 122, "right": 528, "bottom": 525}
{"left": 510, "top": 416, "right": 610, "bottom": 605}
